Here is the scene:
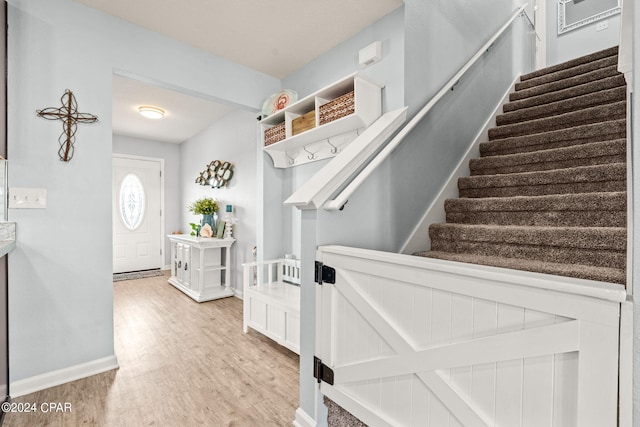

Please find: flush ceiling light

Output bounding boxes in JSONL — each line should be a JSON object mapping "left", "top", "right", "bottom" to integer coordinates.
{"left": 138, "top": 106, "right": 165, "bottom": 119}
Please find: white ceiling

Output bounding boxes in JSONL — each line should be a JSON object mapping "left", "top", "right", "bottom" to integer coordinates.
{"left": 76, "top": 0, "right": 403, "bottom": 143}
{"left": 112, "top": 75, "right": 236, "bottom": 144}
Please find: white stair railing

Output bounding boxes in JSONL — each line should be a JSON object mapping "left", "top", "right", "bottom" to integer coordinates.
{"left": 285, "top": 5, "right": 528, "bottom": 213}
{"left": 284, "top": 108, "right": 407, "bottom": 210}
{"left": 323, "top": 4, "right": 528, "bottom": 211}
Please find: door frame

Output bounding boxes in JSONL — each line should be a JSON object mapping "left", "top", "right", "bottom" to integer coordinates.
{"left": 534, "top": 0, "right": 547, "bottom": 70}
{"left": 112, "top": 153, "right": 166, "bottom": 270}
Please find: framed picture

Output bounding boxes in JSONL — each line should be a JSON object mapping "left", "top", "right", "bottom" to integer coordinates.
{"left": 558, "top": 0, "right": 621, "bottom": 34}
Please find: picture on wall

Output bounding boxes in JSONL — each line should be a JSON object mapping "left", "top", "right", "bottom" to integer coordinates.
{"left": 557, "top": 0, "right": 621, "bottom": 34}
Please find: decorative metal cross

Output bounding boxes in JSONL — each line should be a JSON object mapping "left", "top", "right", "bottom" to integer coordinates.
{"left": 37, "top": 89, "right": 99, "bottom": 162}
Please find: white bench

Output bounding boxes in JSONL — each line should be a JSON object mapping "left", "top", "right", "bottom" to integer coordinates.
{"left": 242, "top": 258, "right": 300, "bottom": 354}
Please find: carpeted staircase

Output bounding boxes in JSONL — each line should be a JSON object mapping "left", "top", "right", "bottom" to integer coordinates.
{"left": 325, "top": 46, "right": 627, "bottom": 427}
{"left": 417, "top": 46, "right": 627, "bottom": 286}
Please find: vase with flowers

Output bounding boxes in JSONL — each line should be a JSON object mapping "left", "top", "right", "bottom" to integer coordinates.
{"left": 188, "top": 197, "right": 219, "bottom": 232}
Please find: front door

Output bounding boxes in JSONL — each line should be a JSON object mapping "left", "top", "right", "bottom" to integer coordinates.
{"left": 113, "top": 155, "right": 163, "bottom": 273}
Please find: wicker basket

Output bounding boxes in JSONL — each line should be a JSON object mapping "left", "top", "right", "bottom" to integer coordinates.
{"left": 292, "top": 110, "right": 316, "bottom": 136}
{"left": 264, "top": 122, "right": 285, "bottom": 146}
{"left": 319, "top": 91, "right": 355, "bottom": 126}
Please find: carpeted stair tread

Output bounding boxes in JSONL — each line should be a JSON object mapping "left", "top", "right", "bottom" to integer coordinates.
{"left": 497, "top": 86, "right": 626, "bottom": 126}
{"left": 470, "top": 139, "right": 626, "bottom": 175}
{"left": 428, "top": 224, "right": 625, "bottom": 270}
{"left": 429, "top": 223, "right": 626, "bottom": 250}
{"left": 445, "top": 192, "right": 626, "bottom": 227}
{"left": 459, "top": 163, "right": 626, "bottom": 198}
{"left": 325, "top": 397, "right": 367, "bottom": 427}
{"left": 510, "top": 65, "right": 621, "bottom": 102}
{"left": 504, "top": 74, "right": 626, "bottom": 113}
{"left": 481, "top": 120, "right": 626, "bottom": 156}
{"left": 489, "top": 101, "right": 626, "bottom": 140}
{"left": 520, "top": 46, "right": 618, "bottom": 81}
{"left": 515, "top": 55, "right": 618, "bottom": 91}
{"left": 417, "top": 251, "right": 625, "bottom": 284}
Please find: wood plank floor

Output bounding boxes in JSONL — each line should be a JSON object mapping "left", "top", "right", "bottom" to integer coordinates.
{"left": 3, "top": 272, "right": 299, "bottom": 426}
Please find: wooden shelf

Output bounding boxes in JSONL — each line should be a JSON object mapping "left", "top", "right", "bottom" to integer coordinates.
{"left": 261, "top": 73, "right": 383, "bottom": 168}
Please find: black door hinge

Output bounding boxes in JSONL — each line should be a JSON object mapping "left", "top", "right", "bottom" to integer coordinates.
{"left": 315, "top": 261, "right": 335, "bottom": 285}
{"left": 313, "top": 356, "right": 335, "bottom": 385}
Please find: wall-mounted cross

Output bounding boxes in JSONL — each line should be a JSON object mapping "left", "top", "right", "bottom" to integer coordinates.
{"left": 37, "top": 89, "right": 99, "bottom": 162}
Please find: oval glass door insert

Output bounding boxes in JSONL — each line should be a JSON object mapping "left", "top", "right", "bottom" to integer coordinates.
{"left": 119, "top": 173, "right": 146, "bottom": 230}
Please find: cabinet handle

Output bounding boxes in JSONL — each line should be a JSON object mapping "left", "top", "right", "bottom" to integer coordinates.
{"left": 184, "top": 262, "right": 188, "bottom": 271}
{"left": 178, "top": 260, "right": 182, "bottom": 268}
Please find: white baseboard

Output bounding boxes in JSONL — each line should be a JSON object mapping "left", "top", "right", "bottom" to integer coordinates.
{"left": 401, "top": 75, "right": 521, "bottom": 255}
{"left": 293, "top": 407, "right": 316, "bottom": 427}
{"left": 10, "top": 355, "right": 119, "bottom": 398}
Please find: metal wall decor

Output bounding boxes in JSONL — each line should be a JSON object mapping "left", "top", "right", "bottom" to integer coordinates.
{"left": 37, "top": 89, "right": 99, "bottom": 161}
{"left": 195, "top": 160, "right": 234, "bottom": 188}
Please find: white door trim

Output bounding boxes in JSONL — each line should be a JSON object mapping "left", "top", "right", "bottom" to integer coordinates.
{"left": 534, "top": 0, "right": 547, "bottom": 70}
{"left": 112, "top": 153, "right": 165, "bottom": 269}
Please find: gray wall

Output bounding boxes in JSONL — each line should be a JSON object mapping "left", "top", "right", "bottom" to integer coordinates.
{"left": 266, "top": 6, "right": 406, "bottom": 261}
{"left": 395, "top": 0, "right": 533, "bottom": 252}
{"left": 112, "top": 135, "right": 182, "bottom": 267}
{"left": 7, "top": 0, "right": 278, "bottom": 384}
{"left": 180, "top": 110, "right": 258, "bottom": 295}
{"left": 546, "top": 0, "right": 621, "bottom": 66}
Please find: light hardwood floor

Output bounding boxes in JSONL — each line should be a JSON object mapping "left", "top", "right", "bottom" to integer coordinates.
{"left": 4, "top": 272, "right": 300, "bottom": 426}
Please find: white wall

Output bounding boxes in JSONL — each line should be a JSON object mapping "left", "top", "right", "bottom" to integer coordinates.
{"left": 269, "top": 6, "right": 406, "bottom": 259}
{"left": 7, "top": 0, "right": 278, "bottom": 385}
{"left": 546, "top": 0, "right": 621, "bottom": 66}
{"left": 180, "top": 110, "right": 257, "bottom": 295}
{"left": 112, "top": 135, "right": 182, "bottom": 267}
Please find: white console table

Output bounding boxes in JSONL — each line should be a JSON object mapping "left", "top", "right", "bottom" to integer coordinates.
{"left": 167, "top": 235, "right": 235, "bottom": 302}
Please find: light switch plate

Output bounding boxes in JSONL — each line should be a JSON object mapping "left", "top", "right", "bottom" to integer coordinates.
{"left": 9, "top": 187, "right": 47, "bottom": 209}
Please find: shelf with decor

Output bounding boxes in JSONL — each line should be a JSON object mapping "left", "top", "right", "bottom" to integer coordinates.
{"left": 260, "top": 73, "right": 383, "bottom": 168}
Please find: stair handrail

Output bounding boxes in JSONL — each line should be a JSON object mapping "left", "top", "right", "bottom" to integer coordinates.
{"left": 324, "top": 4, "right": 529, "bottom": 211}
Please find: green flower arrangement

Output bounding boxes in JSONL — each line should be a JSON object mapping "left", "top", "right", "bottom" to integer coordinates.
{"left": 188, "top": 197, "right": 219, "bottom": 215}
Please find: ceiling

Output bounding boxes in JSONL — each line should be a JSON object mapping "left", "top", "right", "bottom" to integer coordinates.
{"left": 75, "top": 0, "right": 404, "bottom": 143}
{"left": 112, "top": 75, "right": 236, "bottom": 144}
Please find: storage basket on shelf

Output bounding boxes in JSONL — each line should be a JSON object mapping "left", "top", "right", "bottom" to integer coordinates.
{"left": 292, "top": 110, "right": 316, "bottom": 136}
{"left": 264, "top": 121, "right": 286, "bottom": 146}
{"left": 319, "top": 91, "right": 355, "bottom": 126}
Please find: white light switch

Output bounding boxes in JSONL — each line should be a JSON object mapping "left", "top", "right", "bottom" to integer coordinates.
{"left": 9, "top": 187, "right": 47, "bottom": 209}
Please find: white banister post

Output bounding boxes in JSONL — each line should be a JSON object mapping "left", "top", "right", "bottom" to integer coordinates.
{"left": 295, "top": 209, "right": 327, "bottom": 426}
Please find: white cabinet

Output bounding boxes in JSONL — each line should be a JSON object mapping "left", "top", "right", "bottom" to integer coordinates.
{"left": 260, "top": 73, "right": 383, "bottom": 168}
{"left": 168, "top": 235, "right": 235, "bottom": 303}
{"left": 242, "top": 258, "right": 301, "bottom": 354}
{"left": 173, "top": 242, "right": 192, "bottom": 289}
